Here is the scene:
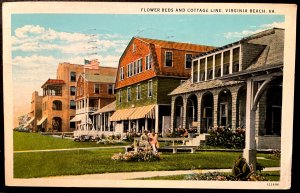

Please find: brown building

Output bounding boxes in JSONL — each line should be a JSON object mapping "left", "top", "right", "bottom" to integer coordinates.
{"left": 112, "top": 37, "right": 214, "bottom": 134}
{"left": 37, "top": 61, "right": 117, "bottom": 132}
{"left": 72, "top": 72, "right": 116, "bottom": 138}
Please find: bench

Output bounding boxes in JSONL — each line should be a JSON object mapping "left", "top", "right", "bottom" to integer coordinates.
{"left": 159, "top": 145, "right": 197, "bottom": 153}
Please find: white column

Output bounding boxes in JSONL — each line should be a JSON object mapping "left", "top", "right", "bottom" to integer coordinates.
{"left": 221, "top": 52, "right": 224, "bottom": 76}
{"left": 128, "top": 120, "right": 131, "bottom": 132}
{"left": 145, "top": 118, "right": 148, "bottom": 131}
{"left": 100, "top": 114, "right": 103, "bottom": 131}
{"left": 197, "top": 59, "right": 200, "bottom": 82}
{"left": 229, "top": 49, "right": 233, "bottom": 74}
{"left": 243, "top": 79, "right": 257, "bottom": 170}
{"left": 104, "top": 113, "right": 106, "bottom": 131}
{"left": 155, "top": 104, "right": 159, "bottom": 133}
{"left": 205, "top": 57, "right": 207, "bottom": 81}
{"left": 239, "top": 46, "right": 242, "bottom": 71}
{"left": 212, "top": 55, "right": 215, "bottom": 79}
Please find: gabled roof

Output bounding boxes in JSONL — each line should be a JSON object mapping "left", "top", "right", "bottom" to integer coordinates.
{"left": 41, "top": 79, "right": 65, "bottom": 88}
{"left": 137, "top": 37, "right": 215, "bottom": 52}
{"left": 93, "top": 101, "right": 116, "bottom": 115}
{"left": 82, "top": 74, "right": 115, "bottom": 83}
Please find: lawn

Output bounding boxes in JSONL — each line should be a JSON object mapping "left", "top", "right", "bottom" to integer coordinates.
{"left": 14, "top": 149, "right": 280, "bottom": 178}
{"left": 13, "top": 131, "right": 129, "bottom": 151}
{"left": 13, "top": 131, "right": 280, "bottom": 179}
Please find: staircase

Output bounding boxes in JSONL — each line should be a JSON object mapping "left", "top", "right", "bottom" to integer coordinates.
{"left": 185, "top": 133, "right": 210, "bottom": 146}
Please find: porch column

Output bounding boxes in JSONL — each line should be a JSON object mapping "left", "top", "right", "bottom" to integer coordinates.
{"left": 98, "top": 114, "right": 101, "bottom": 130}
{"left": 182, "top": 96, "right": 187, "bottom": 130}
{"left": 229, "top": 49, "right": 233, "bottom": 74}
{"left": 128, "top": 120, "right": 131, "bottom": 132}
{"left": 231, "top": 87, "right": 238, "bottom": 130}
{"left": 197, "top": 92, "right": 202, "bottom": 134}
{"left": 100, "top": 114, "right": 103, "bottom": 131}
{"left": 155, "top": 104, "right": 159, "bottom": 133}
{"left": 145, "top": 118, "right": 148, "bottom": 131}
{"left": 243, "top": 79, "right": 257, "bottom": 170}
{"left": 213, "top": 92, "right": 219, "bottom": 127}
{"left": 170, "top": 97, "right": 175, "bottom": 131}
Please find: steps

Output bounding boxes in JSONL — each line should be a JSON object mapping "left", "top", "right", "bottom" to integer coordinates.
{"left": 185, "top": 133, "right": 210, "bottom": 146}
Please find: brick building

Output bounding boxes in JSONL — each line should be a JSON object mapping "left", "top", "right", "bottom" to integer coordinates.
{"left": 110, "top": 37, "right": 214, "bottom": 134}
{"left": 37, "top": 62, "right": 117, "bottom": 132}
{"left": 72, "top": 72, "right": 116, "bottom": 136}
{"left": 169, "top": 28, "right": 284, "bottom": 150}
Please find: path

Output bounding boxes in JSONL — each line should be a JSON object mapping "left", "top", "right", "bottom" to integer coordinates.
{"left": 14, "top": 146, "right": 128, "bottom": 153}
{"left": 42, "top": 167, "right": 280, "bottom": 180}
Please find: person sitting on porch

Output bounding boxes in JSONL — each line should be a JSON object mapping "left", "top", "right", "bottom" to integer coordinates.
{"left": 182, "top": 129, "right": 188, "bottom": 138}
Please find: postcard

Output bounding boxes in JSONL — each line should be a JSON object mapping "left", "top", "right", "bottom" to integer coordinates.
{"left": 2, "top": 1, "right": 297, "bottom": 190}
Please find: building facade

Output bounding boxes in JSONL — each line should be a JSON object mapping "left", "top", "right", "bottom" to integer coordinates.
{"left": 111, "top": 37, "right": 214, "bottom": 134}
{"left": 72, "top": 72, "right": 116, "bottom": 135}
{"left": 37, "top": 62, "right": 117, "bottom": 132}
{"left": 169, "top": 28, "right": 284, "bottom": 150}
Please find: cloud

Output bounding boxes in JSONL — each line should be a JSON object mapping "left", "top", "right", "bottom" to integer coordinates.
{"left": 223, "top": 21, "right": 285, "bottom": 39}
{"left": 12, "top": 25, "right": 129, "bottom": 56}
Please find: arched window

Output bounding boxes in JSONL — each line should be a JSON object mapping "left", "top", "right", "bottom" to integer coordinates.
{"left": 52, "top": 100, "right": 62, "bottom": 110}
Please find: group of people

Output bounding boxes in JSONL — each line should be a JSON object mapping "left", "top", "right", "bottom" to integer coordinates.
{"left": 139, "top": 130, "right": 159, "bottom": 154}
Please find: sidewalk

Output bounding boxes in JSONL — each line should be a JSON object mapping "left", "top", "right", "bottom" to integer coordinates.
{"left": 44, "top": 167, "right": 280, "bottom": 180}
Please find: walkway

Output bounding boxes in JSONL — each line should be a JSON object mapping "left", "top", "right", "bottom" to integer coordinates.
{"left": 14, "top": 146, "right": 128, "bottom": 153}
{"left": 43, "top": 167, "right": 280, "bottom": 180}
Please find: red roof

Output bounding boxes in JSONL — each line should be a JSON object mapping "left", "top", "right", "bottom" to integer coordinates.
{"left": 137, "top": 37, "right": 215, "bottom": 52}
{"left": 41, "top": 79, "right": 65, "bottom": 88}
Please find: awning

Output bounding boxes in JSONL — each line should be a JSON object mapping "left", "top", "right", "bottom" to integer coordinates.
{"left": 93, "top": 101, "right": 116, "bottom": 115}
{"left": 129, "top": 105, "right": 156, "bottom": 120}
{"left": 109, "top": 108, "right": 136, "bottom": 122}
{"left": 37, "top": 116, "right": 47, "bottom": 126}
{"left": 70, "top": 114, "right": 92, "bottom": 124}
{"left": 24, "top": 117, "right": 35, "bottom": 128}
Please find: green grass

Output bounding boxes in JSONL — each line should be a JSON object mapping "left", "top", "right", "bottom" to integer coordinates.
{"left": 14, "top": 132, "right": 129, "bottom": 151}
{"left": 14, "top": 149, "right": 280, "bottom": 178}
{"left": 13, "top": 131, "right": 280, "bottom": 179}
{"left": 135, "top": 171, "right": 280, "bottom": 181}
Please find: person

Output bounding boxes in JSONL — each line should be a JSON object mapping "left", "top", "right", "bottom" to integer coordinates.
{"left": 182, "top": 129, "right": 188, "bottom": 138}
{"left": 148, "top": 130, "right": 159, "bottom": 154}
{"left": 139, "top": 130, "right": 150, "bottom": 150}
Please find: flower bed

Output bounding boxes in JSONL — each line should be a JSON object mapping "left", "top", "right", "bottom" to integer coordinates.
{"left": 111, "top": 150, "right": 161, "bottom": 162}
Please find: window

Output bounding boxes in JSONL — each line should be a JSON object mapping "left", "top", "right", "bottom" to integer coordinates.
{"left": 127, "top": 87, "right": 131, "bottom": 101}
{"left": 118, "top": 90, "right": 122, "bottom": 103}
{"left": 120, "top": 67, "right": 124, "bottom": 80}
{"left": 70, "top": 86, "right": 76, "bottom": 96}
{"left": 108, "top": 84, "right": 114, "bottom": 94}
{"left": 136, "top": 84, "right": 141, "bottom": 100}
{"left": 70, "top": 72, "right": 76, "bottom": 82}
{"left": 52, "top": 100, "right": 62, "bottom": 110}
{"left": 223, "top": 51, "right": 230, "bottom": 75}
{"left": 207, "top": 56, "right": 213, "bottom": 80}
{"left": 133, "top": 61, "right": 137, "bottom": 75}
{"left": 148, "top": 80, "right": 153, "bottom": 97}
{"left": 165, "top": 51, "right": 173, "bottom": 67}
{"left": 137, "top": 58, "right": 142, "bottom": 73}
{"left": 127, "top": 63, "right": 132, "bottom": 77}
{"left": 200, "top": 58, "right": 206, "bottom": 81}
{"left": 132, "top": 43, "right": 136, "bottom": 52}
{"left": 233, "top": 47, "right": 240, "bottom": 73}
{"left": 185, "top": 54, "right": 193, "bottom": 68}
{"left": 220, "top": 103, "right": 227, "bottom": 126}
{"left": 145, "top": 55, "right": 151, "bottom": 70}
{"left": 215, "top": 53, "right": 222, "bottom": 78}
{"left": 70, "top": 100, "right": 76, "bottom": 109}
{"left": 192, "top": 60, "right": 198, "bottom": 83}
{"left": 94, "top": 84, "right": 100, "bottom": 94}
{"left": 70, "top": 116, "right": 75, "bottom": 129}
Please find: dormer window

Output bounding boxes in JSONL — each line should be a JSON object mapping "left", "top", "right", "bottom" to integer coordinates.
{"left": 165, "top": 51, "right": 173, "bottom": 67}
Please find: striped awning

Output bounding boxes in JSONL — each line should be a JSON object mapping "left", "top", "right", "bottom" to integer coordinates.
{"left": 109, "top": 108, "right": 136, "bottom": 122}
{"left": 70, "top": 114, "right": 92, "bottom": 124}
{"left": 24, "top": 117, "right": 35, "bottom": 128}
{"left": 37, "top": 116, "right": 47, "bottom": 126}
{"left": 129, "top": 105, "right": 155, "bottom": 120}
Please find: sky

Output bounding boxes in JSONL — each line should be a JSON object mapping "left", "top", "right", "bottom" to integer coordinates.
{"left": 11, "top": 14, "right": 284, "bottom": 127}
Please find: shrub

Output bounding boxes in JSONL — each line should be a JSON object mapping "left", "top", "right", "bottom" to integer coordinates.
{"left": 111, "top": 150, "right": 161, "bottom": 162}
{"left": 206, "top": 127, "right": 245, "bottom": 149}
